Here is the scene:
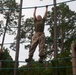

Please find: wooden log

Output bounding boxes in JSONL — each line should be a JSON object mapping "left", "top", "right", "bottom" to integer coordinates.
{"left": 71, "top": 41, "right": 76, "bottom": 75}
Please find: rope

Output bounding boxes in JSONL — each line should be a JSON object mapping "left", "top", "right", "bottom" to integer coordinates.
{"left": 0, "top": 56, "right": 75, "bottom": 75}
{"left": 0, "top": 66, "right": 76, "bottom": 70}
{"left": 0, "top": 40, "right": 30, "bottom": 45}
{"left": 0, "top": 0, "right": 76, "bottom": 10}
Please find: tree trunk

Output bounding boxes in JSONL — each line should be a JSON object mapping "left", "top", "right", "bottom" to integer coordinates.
{"left": 71, "top": 41, "right": 76, "bottom": 75}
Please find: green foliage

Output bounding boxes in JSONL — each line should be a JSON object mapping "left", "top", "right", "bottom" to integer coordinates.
{"left": 0, "top": 48, "right": 14, "bottom": 75}
{"left": 20, "top": 18, "right": 34, "bottom": 49}
{"left": 58, "top": 50, "right": 72, "bottom": 75}
{"left": 46, "top": 3, "right": 76, "bottom": 53}
{"left": 18, "top": 52, "right": 72, "bottom": 75}
{"left": 0, "top": 0, "right": 20, "bottom": 36}
{"left": 0, "top": 0, "right": 24, "bottom": 51}
{"left": 19, "top": 61, "right": 52, "bottom": 75}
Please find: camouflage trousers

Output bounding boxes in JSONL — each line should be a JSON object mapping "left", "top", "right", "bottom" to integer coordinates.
{"left": 29, "top": 32, "right": 45, "bottom": 59}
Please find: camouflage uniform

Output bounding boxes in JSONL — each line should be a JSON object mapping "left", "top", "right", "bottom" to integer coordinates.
{"left": 26, "top": 18, "right": 45, "bottom": 63}
{"left": 28, "top": 18, "right": 46, "bottom": 59}
{"left": 29, "top": 32, "right": 45, "bottom": 58}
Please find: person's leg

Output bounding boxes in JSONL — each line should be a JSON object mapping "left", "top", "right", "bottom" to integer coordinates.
{"left": 39, "top": 33, "right": 46, "bottom": 63}
{"left": 26, "top": 33, "right": 38, "bottom": 62}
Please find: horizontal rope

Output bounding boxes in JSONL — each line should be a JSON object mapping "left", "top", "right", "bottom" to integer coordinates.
{"left": 0, "top": 40, "right": 30, "bottom": 45}
{"left": 0, "top": 0, "right": 76, "bottom": 10}
{"left": 22, "top": 0, "right": 76, "bottom": 9}
{"left": 0, "top": 66, "right": 76, "bottom": 70}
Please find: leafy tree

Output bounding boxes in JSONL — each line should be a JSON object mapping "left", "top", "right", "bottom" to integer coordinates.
{"left": 44, "top": 4, "right": 76, "bottom": 74}
{"left": 0, "top": 0, "right": 25, "bottom": 52}
{"left": 10, "top": 17, "right": 34, "bottom": 50}
{"left": 0, "top": 0, "right": 20, "bottom": 35}
{"left": 0, "top": 48, "right": 14, "bottom": 75}
{"left": 19, "top": 60, "right": 53, "bottom": 75}
{"left": 46, "top": 3, "right": 76, "bottom": 56}
{"left": 57, "top": 50, "right": 72, "bottom": 75}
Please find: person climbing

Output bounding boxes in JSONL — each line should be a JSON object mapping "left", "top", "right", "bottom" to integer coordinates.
{"left": 25, "top": 6, "right": 48, "bottom": 63}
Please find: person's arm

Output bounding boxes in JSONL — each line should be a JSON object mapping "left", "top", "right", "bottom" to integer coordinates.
{"left": 33, "top": 7, "right": 37, "bottom": 20}
{"left": 43, "top": 6, "right": 48, "bottom": 20}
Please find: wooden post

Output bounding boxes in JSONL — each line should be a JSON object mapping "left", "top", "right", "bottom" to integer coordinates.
{"left": 53, "top": 0, "right": 58, "bottom": 75}
{"left": 0, "top": 45, "right": 2, "bottom": 68}
{"left": 71, "top": 41, "right": 76, "bottom": 75}
{"left": 0, "top": 44, "right": 3, "bottom": 68}
{"left": 14, "top": 0, "right": 23, "bottom": 75}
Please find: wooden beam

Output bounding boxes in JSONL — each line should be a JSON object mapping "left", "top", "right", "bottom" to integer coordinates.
{"left": 71, "top": 41, "right": 76, "bottom": 75}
